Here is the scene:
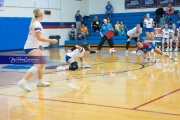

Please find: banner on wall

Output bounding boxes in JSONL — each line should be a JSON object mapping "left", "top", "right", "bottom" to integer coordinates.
{"left": 125, "top": 0, "right": 178, "bottom": 9}
{"left": 158, "top": 0, "right": 175, "bottom": 6}
{"left": 0, "top": 0, "right": 4, "bottom": 10}
{"left": 175, "top": 0, "right": 180, "bottom": 6}
{"left": 141, "top": 0, "right": 158, "bottom": 8}
{"left": 125, "top": 0, "right": 141, "bottom": 9}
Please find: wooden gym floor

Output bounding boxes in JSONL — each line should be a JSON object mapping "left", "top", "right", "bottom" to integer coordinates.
{"left": 0, "top": 47, "right": 180, "bottom": 120}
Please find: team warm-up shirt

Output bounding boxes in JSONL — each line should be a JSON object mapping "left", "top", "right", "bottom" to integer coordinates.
{"left": 67, "top": 47, "right": 85, "bottom": 59}
{"left": 144, "top": 18, "right": 154, "bottom": 28}
{"left": 136, "top": 42, "right": 153, "bottom": 52}
{"left": 24, "top": 21, "right": 43, "bottom": 49}
{"left": 127, "top": 27, "right": 142, "bottom": 37}
{"left": 162, "top": 29, "right": 171, "bottom": 38}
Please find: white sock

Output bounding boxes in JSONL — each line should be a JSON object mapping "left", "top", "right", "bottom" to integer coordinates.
{"left": 21, "top": 79, "right": 28, "bottom": 83}
{"left": 37, "top": 79, "right": 43, "bottom": 83}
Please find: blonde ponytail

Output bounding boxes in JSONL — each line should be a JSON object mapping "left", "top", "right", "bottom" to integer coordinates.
{"left": 29, "top": 8, "right": 42, "bottom": 30}
{"left": 29, "top": 17, "right": 35, "bottom": 30}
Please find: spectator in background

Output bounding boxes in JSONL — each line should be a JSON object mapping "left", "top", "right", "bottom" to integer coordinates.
{"left": 91, "top": 16, "right": 101, "bottom": 32}
{"left": 75, "top": 10, "right": 82, "bottom": 32}
{"left": 119, "top": 21, "right": 128, "bottom": 36}
{"left": 107, "top": 19, "right": 112, "bottom": 25}
{"left": 144, "top": 13, "right": 155, "bottom": 44}
{"left": 164, "top": 3, "right": 174, "bottom": 25}
{"left": 69, "top": 24, "right": 77, "bottom": 40}
{"left": 105, "top": 1, "right": 113, "bottom": 19}
{"left": 154, "top": 4, "right": 164, "bottom": 26}
{"left": 140, "top": 15, "right": 146, "bottom": 28}
{"left": 114, "top": 21, "right": 120, "bottom": 36}
{"left": 177, "top": 11, "right": 180, "bottom": 23}
{"left": 79, "top": 23, "right": 89, "bottom": 40}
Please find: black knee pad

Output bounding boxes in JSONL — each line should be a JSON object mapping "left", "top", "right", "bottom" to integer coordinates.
{"left": 69, "top": 61, "right": 78, "bottom": 71}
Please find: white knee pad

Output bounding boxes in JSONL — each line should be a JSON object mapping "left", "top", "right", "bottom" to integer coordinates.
{"left": 27, "top": 66, "right": 39, "bottom": 74}
{"left": 151, "top": 49, "right": 154, "bottom": 53}
{"left": 39, "top": 65, "right": 46, "bottom": 71}
{"left": 170, "top": 38, "right": 173, "bottom": 42}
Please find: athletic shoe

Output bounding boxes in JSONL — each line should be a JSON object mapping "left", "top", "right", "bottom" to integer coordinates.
{"left": 170, "top": 57, "right": 177, "bottom": 62}
{"left": 37, "top": 80, "right": 50, "bottom": 87}
{"left": 17, "top": 81, "right": 31, "bottom": 92}
{"left": 174, "top": 47, "right": 178, "bottom": 52}
{"left": 125, "top": 50, "right": 128, "bottom": 56}
{"left": 68, "top": 82, "right": 80, "bottom": 89}
{"left": 166, "top": 48, "right": 169, "bottom": 52}
{"left": 162, "top": 48, "right": 165, "bottom": 52}
{"left": 56, "top": 66, "right": 65, "bottom": 71}
{"left": 169, "top": 48, "right": 172, "bottom": 52}
{"left": 96, "top": 50, "right": 100, "bottom": 54}
{"left": 81, "top": 63, "right": 91, "bottom": 68}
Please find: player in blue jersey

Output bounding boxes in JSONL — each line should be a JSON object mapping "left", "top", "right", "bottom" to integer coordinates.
{"left": 130, "top": 40, "right": 177, "bottom": 62}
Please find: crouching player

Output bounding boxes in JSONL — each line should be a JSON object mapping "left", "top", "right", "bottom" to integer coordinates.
{"left": 130, "top": 40, "right": 177, "bottom": 62}
{"left": 56, "top": 43, "right": 91, "bottom": 71}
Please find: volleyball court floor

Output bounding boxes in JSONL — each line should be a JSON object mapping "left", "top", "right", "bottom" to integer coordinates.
{"left": 0, "top": 47, "right": 180, "bottom": 120}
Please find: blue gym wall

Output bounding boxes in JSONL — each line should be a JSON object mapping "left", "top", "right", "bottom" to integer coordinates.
{"left": 0, "top": 17, "right": 31, "bottom": 51}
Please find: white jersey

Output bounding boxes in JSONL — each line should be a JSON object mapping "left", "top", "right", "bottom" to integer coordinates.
{"left": 162, "top": 29, "right": 171, "bottom": 38}
{"left": 24, "top": 21, "right": 43, "bottom": 49}
{"left": 144, "top": 18, "right": 153, "bottom": 28}
{"left": 67, "top": 48, "right": 85, "bottom": 59}
{"left": 127, "top": 27, "right": 142, "bottom": 37}
{"left": 170, "top": 28, "right": 179, "bottom": 38}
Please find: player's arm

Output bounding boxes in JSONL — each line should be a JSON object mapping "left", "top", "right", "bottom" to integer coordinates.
{"left": 137, "top": 28, "right": 142, "bottom": 40}
{"left": 35, "top": 31, "right": 57, "bottom": 44}
{"left": 79, "top": 57, "right": 83, "bottom": 62}
{"left": 129, "top": 47, "right": 140, "bottom": 54}
{"left": 100, "top": 26, "right": 104, "bottom": 37}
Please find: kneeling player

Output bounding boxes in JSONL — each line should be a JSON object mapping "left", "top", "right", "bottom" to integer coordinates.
{"left": 56, "top": 43, "right": 91, "bottom": 71}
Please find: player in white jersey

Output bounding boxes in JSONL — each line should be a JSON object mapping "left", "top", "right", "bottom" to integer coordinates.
{"left": 125, "top": 24, "right": 142, "bottom": 55}
{"left": 17, "top": 8, "right": 57, "bottom": 92}
{"left": 56, "top": 43, "right": 91, "bottom": 71}
{"left": 144, "top": 13, "right": 155, "bottom": 44}
{"left": 162, "top": 24, "right": 172, "bottom": 52}
{"left": 170, "top": 24, "right": 179, "bottom": 52}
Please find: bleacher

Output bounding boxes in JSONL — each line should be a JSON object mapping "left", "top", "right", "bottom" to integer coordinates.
{"left": 65, "top": 10, "right": 179, "bottom": 47}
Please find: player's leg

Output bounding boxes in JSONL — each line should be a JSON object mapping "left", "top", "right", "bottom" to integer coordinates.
{"left": 146, "top": 31, "right": 150, "bottom": 41}
{"left": 162, "top": 38, "right": 165, "bottom": 51}
{"left": 150, "top": 31, "right": 155, "bottom": 44}
{"left": 56, "top": 56, "right": 75, "bottom": 71}
{"left": 169, "top": 38, "right": 173, "bottom": 52}
{"left": 174, "top": 37, "right": 179, "bottom": 52}
{"left": 166, "top": 38, "right": 169, "bottom": 52}
{"left": 154, "top": 47, "right": 177, "bottom": 62}
{"left": 125, "top": 35, "right": 131, "bottom": 55}
{"left": 17, "top": 49, "right": 44, "bottom": 92}
{"left": 96, "top": 36, "right": 107, "bottom": 54}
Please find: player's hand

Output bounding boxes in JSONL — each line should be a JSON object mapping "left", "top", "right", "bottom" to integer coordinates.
{"left": 101, "top": 34, "right": 103, "bottom": 37}
{"left": 51, "top": 39, "right": 58, "bottom": 44}
{"left": 129, "top": 51, "right": 136, "bottom": 54}
{"left": 127, "top": 39, "right": 130, "bottom": 41}
{"left": 39, "top": 45, "right": 44, "bottom": 50}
